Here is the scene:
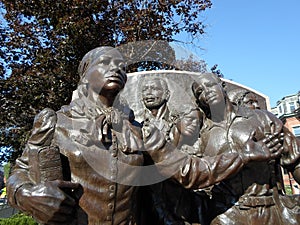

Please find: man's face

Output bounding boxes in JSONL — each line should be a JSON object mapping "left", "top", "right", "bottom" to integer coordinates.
{"left": 242, "top": 92, "right": 260, "bottom": 109}
{"left": 195, "top": 74, "right": 225, "bottom": 107}
{"left": 85, "top": 49, "right": 127, "bottom": 94}
{"left": 141, "top": 79, "right": 169, "bottom": 109}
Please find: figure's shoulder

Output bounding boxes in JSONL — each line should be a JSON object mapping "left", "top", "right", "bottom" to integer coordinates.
{"left": 253, "top": 108, "right": 282, "bottom": 124}
{"left": 35, "top": 107, "right": 56, "bottom": 118}
{"left": 55, "top": 98, "right": 89, "bottom": 119}
{"left": 28, "top": 108, "right": 57, "bottom": 146}
{"left": 238, "top": 106, "right": 280, "bottom": 123}
{"left": 238, "top": 107, "right": 284, "bottom": 134}
{"left": 33, "top": 108, "right": 57, "bottom": 127}
{"left": 129, "top": 118, "right": 143, "bottom": 137}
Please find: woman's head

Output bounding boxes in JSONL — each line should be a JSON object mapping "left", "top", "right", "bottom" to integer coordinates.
{"left": 77, "top": 47, "right": 127, "bottom": 96}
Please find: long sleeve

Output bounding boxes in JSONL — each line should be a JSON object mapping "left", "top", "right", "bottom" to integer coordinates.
{"left": 7, "top": 108, "right": 57, "bottom": 208}
{"left": 7, "top": 145, "right": 33, "bottom": 208}
{"left": 280, "top": 126, "right": 300, "bottom": 184}
{"left": 146, "top": 140, "right": 245, "bottom": 190}
{"left": 260, "top": 111, "right": 300, "bottom": 184}
{"left": 281, "top": 126, "right": 300, "bottom": 166}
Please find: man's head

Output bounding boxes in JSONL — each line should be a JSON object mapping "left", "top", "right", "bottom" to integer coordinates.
{"left": 141, "top": 77, "right": 170, "bottom": 110}
{"left": 191, "top": 73, "right": 229, "bottom": 121}
{"left": 78, "top": 47, "right": 127, "bottom": 95}
{"left": 241, "top": 92, "right": 260, "bottom": 110}
{"left": 228, "top": 88, "right": 260, "bottom": 110}
{"left": 192, "top": 73, "right": 226, "bottom": 108}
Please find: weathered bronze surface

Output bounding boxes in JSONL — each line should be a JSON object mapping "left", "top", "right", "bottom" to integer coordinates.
{"left": 6, "top": 47, "right": 296, "bottom": 225}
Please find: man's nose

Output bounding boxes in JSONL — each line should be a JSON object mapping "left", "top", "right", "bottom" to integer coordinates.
{"left": 144, "top": 87, "right": 152, "bottom": 95}
{"left": 109, "top": 60, "right": 119, "bottom": 71}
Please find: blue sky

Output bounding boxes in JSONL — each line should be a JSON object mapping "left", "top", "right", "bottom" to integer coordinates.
{"left": 1, "top": 1, "right": 299, "bottom": 107}
{"left": 176, "top": 0, "right": 300, "bottom": 107}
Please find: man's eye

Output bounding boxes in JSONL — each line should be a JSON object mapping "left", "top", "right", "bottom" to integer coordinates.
{"left": 99, "top": 60, "right": 109, "bottom": 65}
{"left": 99, "top": 56, "right": 111, "bottom": 65}
{"left": 119, "top": 62, "right": 125, "bottom": 70}
{"left": 197, "top": 89, "right": 203, "bottom": 95}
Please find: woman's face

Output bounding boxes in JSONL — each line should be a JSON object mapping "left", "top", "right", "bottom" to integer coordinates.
{"left": 85, "top": 50, "right": 127, "bottom": 94}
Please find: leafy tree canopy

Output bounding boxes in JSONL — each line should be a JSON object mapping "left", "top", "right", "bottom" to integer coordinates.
{"left": 0, "top": 0, "right": 212, "bottom": 162}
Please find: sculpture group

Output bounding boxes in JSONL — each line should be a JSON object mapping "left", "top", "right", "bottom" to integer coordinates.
{"left": 6, "top": 47, "right": 300, "bottom": 225}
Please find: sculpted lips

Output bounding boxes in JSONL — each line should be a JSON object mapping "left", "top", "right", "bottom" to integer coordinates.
{"left": 144, "top": 97, "right": 156, "bottom": 103}
{"left": 206, "top": 94, "right": 216, "bottom": 103}
{"left": 105, "top": 72, "right": 126, "bottom": 85}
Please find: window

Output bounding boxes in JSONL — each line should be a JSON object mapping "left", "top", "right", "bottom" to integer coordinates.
{"left": 293, "top": 126, "right": 300, "bottom": 137}
{"left": 279, "top": 105, "right": 282, "bottom": 114}
{"left": 289, "top": 102, "right": 296, "bottom": 112}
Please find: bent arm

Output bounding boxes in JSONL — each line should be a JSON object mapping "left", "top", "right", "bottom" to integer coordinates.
{"left": 144, "top": 121, "right": 282, "bottom": 190}
{"left": 7, "top": 147, "right": 33, "bottom": 208}
{"left": 147, "top": 141, "right": 244, "bottom": 189}
{"left": 143, "top": 124, "right": 246, "bottom": 189}
{"left": 7, "top": 108, "right": 57, "bottom": 209}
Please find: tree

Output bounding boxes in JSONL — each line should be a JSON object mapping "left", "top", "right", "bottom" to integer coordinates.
{"left": 211, "top": 64, "right": 224, "bottom": 78}
{"left": 0, "top": 0, "right": 212, "bottom": 162}
{"left": 174, "top": 54, "right": 207, "bottom": 73}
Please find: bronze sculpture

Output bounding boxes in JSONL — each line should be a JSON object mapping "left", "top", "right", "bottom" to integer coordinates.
{"left": 139, "top": 76, "right": 202, "bottom": 225}
{"left": 192, "top": 73, "right": 300, "bottom": 225}
{"left": 227, "top": 88, "right": 261, "bottom": 110}
{"left": 6, "top": 47, "right": 283, "bottom": 225}
{"left": 140, "top": 76, "right": 201, "bottom": 149}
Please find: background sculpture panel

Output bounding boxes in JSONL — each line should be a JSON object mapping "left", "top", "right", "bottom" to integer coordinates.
{"left": 122, "top": 70, "right": 268, "bottom": 123}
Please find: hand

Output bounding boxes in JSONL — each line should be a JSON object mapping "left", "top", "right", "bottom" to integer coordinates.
{"left": 243, "top": 132, "right": 284, "bottom": 163}
{"left": 16, "top": 180, "right": 80, "bottom": 225}
{"left": 110, "top": 109, "right": 124, "bottom": 132}
{"left": 142, "top": 119, "right": 166, "bottom": 151}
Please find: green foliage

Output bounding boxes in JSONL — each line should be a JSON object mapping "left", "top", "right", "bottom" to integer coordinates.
{"left": 285, "top": 185, "right": 293, "bottom": 195}
{"left": 0, "top": 213, "right": 38, "bottom": 225}
{"left": 3, "top": 162, "right": 10, "bottom": 179}
{"left": 0, "top": 0, "right": 212, "bottom": 162}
